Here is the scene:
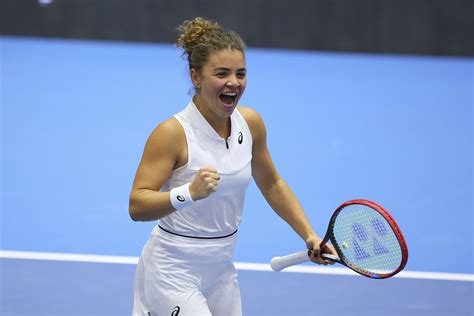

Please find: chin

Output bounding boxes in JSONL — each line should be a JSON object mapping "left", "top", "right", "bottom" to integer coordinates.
{"left": 216, "top": 101, "right": 237, "bottom": 116}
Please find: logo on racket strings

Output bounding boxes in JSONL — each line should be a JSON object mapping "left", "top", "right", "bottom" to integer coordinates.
{"left": 171, "top": 306, "right": 181, "bottom": 316}
{"left": 351, "top": 218, "right": 391, "bottom": 261}
{"left": 177, "top": 195, "right": 185, "bottom": 203}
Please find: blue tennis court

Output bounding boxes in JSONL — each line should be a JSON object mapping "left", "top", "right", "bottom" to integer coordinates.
{"left": 1, "top": 36, "right": 473, "bottom": 315}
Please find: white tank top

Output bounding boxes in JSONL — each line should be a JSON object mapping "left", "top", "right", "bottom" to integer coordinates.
{"left": 159, "top": 100, "right": 253, "bottom": 238}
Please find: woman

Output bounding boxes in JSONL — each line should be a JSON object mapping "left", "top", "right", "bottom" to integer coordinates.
{"left": 129, "top": 17, "right": 336, "bottom": 316}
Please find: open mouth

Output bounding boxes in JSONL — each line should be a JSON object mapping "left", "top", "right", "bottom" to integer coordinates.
{"left": 219, "top": 92, "right": 238, "bottom": 106}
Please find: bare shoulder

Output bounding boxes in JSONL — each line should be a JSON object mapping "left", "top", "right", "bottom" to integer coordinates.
{"left": 144, "top": 116, "right": 186, "bottom": 158}
{"left": 150, "top": 116, "right": 183, "bottom": 139}
{"left": 237, "top": 106, "right": 261, "bottom": 123}
{"left": 237, "top": 106, "right": 266, "bottom": 141}
{"left": 132, "top": 116, "right": 186, "bottom": 193}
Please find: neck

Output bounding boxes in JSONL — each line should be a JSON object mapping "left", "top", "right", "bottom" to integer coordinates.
{"left": 193, "top": 95, "right": 231, "bottom": 138}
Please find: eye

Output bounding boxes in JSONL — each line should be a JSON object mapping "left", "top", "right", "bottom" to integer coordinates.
{"left": 237, "top": 72, "right": 246, "bottom": 79}
{"left": 216, "top": 72, "right": 227, "bottom": 78}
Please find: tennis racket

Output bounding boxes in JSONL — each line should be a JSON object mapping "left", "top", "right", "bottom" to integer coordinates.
{"left": 271, "top": 199, "right": 408, "bottom": 279}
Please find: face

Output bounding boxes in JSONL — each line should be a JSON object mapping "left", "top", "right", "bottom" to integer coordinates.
{"left": 191, "top": 49, "right": 247, "bottom": 119}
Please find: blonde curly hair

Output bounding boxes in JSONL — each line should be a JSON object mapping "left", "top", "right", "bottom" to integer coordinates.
{"left": 175, "top": 17, "right": 246, "bottom": 72}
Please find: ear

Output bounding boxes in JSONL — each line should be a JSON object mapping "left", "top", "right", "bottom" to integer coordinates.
{"left": 190, "top": 68, "right": 201, "bottom": 89}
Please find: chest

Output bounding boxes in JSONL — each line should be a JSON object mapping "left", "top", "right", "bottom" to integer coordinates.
{"left": 186, "top": 125, "right": 252, "bottom": 176}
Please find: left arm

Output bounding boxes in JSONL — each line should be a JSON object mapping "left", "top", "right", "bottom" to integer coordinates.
{"left": 239, "top": 107, "right": 335, "bottom": 264}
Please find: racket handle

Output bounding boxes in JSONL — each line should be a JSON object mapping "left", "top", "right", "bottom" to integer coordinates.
{"left": 271, "top": 251, "right": 309, "bottom": 272}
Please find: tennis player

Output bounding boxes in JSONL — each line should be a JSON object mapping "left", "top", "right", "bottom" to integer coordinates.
{"left": 129, "top": 17, "right": 336, "bottom": 316}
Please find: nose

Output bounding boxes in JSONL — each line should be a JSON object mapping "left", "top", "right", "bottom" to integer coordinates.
{"left": 226, "top": 77, "right": 240, "bottom": 87}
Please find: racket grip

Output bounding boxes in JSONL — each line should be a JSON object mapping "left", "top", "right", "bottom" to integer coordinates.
{"left": 270, "top": 251, "right": 309, "bottom": 272}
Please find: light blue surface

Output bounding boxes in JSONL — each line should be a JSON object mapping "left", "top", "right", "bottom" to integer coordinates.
{"left": 1, "top": 36, "right": 473, "bottom": 274}
{"left": 2, "top": 258, "right": 472, "bottom": 316}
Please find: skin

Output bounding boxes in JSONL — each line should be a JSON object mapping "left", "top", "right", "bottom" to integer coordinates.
{"left": 129, "top": 48, "right": 336, "bottom": 265}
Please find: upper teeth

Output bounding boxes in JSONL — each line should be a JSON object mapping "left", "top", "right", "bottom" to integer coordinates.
{"left": 222, "top": 92, "right": 237, "bottom": 96}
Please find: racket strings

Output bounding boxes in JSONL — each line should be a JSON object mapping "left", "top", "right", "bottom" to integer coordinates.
{"left": 333, "top": 204, "right": 402, "bottom": 276}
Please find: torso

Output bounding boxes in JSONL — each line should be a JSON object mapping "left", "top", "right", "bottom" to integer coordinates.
{"left": 158, "top": 101, "right": 253, "bottom": 237}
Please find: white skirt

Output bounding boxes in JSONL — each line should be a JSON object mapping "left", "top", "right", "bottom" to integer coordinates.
{"left": 132, "top": 225, "right": 242, "bottom": 316}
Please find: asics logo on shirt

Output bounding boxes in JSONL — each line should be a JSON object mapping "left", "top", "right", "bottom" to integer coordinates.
{"left": 171, "top": 306, "right": 181, "bottom": 315}
{"left": 177, "top": 195, "right": 185, "bottom": 202}
{"left": 238, "top": 131, "right": 243, "bottom": 144}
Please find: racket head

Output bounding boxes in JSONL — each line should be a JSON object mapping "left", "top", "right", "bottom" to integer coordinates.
{"left": 322, "top": 199, "right": 408, "bottom": 279}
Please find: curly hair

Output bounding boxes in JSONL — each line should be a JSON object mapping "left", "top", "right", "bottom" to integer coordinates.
{"left": 175, "top": 17, "right": 246, "bottom": 72}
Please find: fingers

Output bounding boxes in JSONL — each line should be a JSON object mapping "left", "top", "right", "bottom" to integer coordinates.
{"left": 200, "top": 169, "right": 220, "bottom": 192}
{"left": 320, "top": 244, "right": 338, "bottom": 265}
{"left": 199, "top": 169, "right": 220, "bottom": 181}
{"left": 206, "top": 180, "right": 218, "bottom": 192}
{"left": 189, "top": 167, "right": 221, "bottom": 200}
{"left": 199, "top": 167, "right": 219, "bottom": 177}
{"left": 322, "top": 244, "right": 338, "bottom": 257}
{"left": 306, "top": 237, "right": 337, "bottom": 266}
{"left": 308, "top": 249, "right": 330, "bottom": 265}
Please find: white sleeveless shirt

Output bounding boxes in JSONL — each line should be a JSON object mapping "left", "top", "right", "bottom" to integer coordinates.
{"left": 159, "top": 101, "right": 253, "bottom": 238}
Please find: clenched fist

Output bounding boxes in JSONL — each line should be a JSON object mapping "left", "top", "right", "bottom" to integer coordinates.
{"left": 189, "top": 167, "right": 220, "bottom": 201}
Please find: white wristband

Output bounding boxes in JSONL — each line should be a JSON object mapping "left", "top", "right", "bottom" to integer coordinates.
{"left": 170, "top": 183, "right": 194, "bottom": 210}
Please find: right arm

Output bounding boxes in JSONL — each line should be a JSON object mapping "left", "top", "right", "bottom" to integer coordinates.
{"left": 129, "top": 118, "right": 220, "bottom": 222}
{"left": 128, "top": 118, "right": 184, "bottom": 221}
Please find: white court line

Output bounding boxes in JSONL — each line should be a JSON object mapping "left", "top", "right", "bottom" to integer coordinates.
{"left": 0, "top": 250, "right": 138, "bottom": 265}
{"left": 1, "top": 250, "right": 473, "bottom": 282}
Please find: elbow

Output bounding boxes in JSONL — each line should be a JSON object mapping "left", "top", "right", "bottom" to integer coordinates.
{"left": 128, "top": 189, "right": 168, "bottom": 222}
{"left": 129, "top": 208, "right": 139, "bottom": 222}
{"left": 128, "top": 195, "right": 141, "bottom": 222}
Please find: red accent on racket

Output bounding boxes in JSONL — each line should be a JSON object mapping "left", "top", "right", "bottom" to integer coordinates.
{"left": 270, "top": 199, "right": 408, "bottom": 279}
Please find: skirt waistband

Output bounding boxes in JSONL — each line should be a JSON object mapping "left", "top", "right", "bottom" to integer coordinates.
{"left": 158, "top": 225, "right": 238, "bottom": 240}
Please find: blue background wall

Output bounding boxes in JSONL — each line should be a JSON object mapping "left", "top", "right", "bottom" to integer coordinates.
{"left": 1, "top": 36, "right": 472, "bottom": 274}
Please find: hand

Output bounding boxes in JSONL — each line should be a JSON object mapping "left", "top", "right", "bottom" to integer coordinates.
{"left": 305, "top": 235, "right": 338, "bottom": 265}
{"left": 189, "top": 167, "right": 220, "bottom": 200}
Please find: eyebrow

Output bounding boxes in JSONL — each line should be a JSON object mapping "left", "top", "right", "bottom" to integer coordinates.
{"left": 213, "top": 67, "right": 247, "bottom": 72}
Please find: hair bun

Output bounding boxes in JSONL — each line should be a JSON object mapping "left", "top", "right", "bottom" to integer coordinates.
{"left": 176, "top": 17, "right": 220, "bottom": 53}
{"left": 175, "top": 17, "right": 245, "bottom": 72}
